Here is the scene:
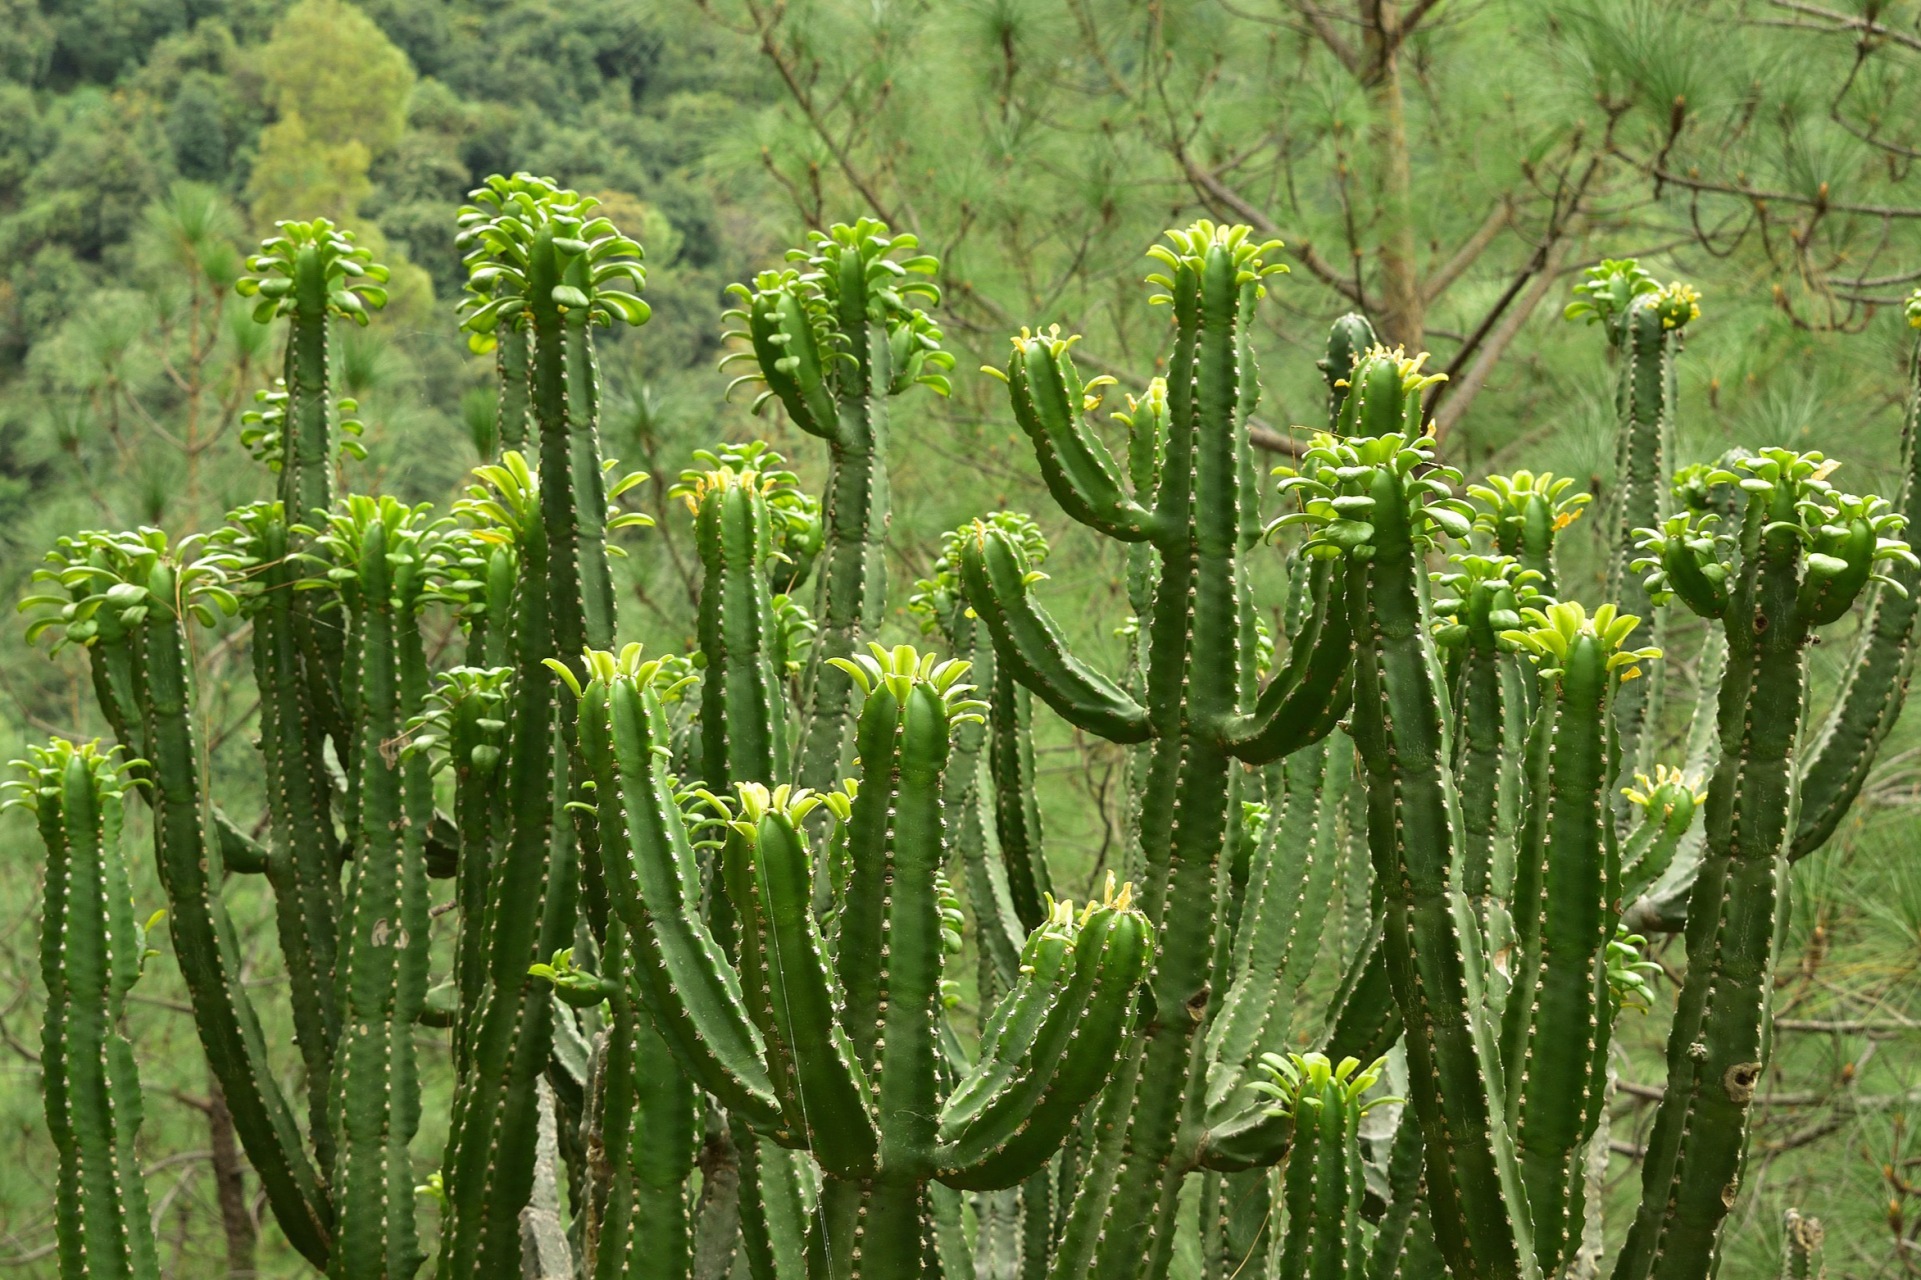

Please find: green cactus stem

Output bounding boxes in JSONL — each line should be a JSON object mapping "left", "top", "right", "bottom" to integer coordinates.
{"left": 1617, "top": 766, "right": 1705, "bottom": 907}
{"left": 1431, "top": 554, "right": 1542, "bottom": 981}
{"left": 1565, "top": 260, "right": 1700, "bottom": 788}
{"left": 215, "top": 503, "right": 344, "bottom": 1176}
{"left": 1276, "top": 351, "right": 1536, "bottom": 1280}
{"left": 574, "top": 642, "right": 1147, "bottom": 1280}
{"left": 959, "top": 225, "right": 1373, "bottom": 1280}
{"left": 6, "top": 740, "right": 160, "bottom": 1280}
{"left": 1317, "top": 313, "right": 1379, "bottom": 428}
{"left": 721, "top": 220, "right": 952, "bottom": 792}
{"left": 310, "top": 495, "right": 453, "bottom": 1278}
{"left": 1779, "top": 1210, "right": 1824, "bottom": 1280}
{"left": 910, "top": 513, "right": 1055, "bottom": 993}
{"left": 437, "top": 451, "right": 578, "bottom": 1277}
{"left": 672, "top": 451, "right": 818, "bottom": 1280}
{"left": 1466, "top": 473, "right": 1590, "bottom": 597}
{"left": 1499, "top": 602, "right": 1659, "bottom": 1273}
{"left": 415, "top": 664, "right": 513, "bottom": 1080}
{"left": 236, "top": 219, "right": 390, "bottom": 756}
{"left": 1615, "top": 449, "right": 1914, "bottom": 1280}
{"left": 25, "top": 530, "right": 334, "bottom": 1268}
{"left": 1792, "top": 292, "right": 1921, "bottom": 859}
{"left": 1254, "top": 1053, "right": 1396, "bottom": 1280}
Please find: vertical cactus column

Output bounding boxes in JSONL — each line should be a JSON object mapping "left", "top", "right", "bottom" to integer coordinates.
{"left": 310, "top": 495, "right": 451, "bottom": 1278}
{"left": 7, "top": 740, "right": 160, "bottom": 1280}
{"left": 722, "top": 220, "right": 953, "bottom": 791}
{"left": 443, "top": 169, "right": 653, "bottom": 1274}
{"left": 236, "top": 219, "right": 390, "bottom": 753}
{"left": 25, "top": 531, "right": 334, "bottom": 1268}
{"left": 1499, "top": 603, "right": 1659, "bottom": 1274}
{"left": 436, "top": 451, "right": 571, "bottom": 1276}
{"left": 1274, "top": 358, "right": 1535, "bottom": 1280}
{"left": 1253, "top": 1053, "right": 1395, "bottom": 1280}
{"left": 1792, "top": 290, "right": 1921, "bottom": 858}
{"left": 1564, "top": 260, "right": 1699, "bottom": 783}
{"left": 1431, "top": 554, "right": 1542, "bottom": 994}
{"left": 1616, "top": 450, "right": 1913, "bottom": 1280}
{"left": 214, "top": 503, "right": 344, "bottom": 1176}
{"left": 672, "top": 452, "right": 818, "bottom": 1280}
{"left": 960, "top": 225, "right": 1357, "bottom": 1280}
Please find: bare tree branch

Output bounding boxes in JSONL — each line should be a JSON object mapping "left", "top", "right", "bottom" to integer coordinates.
{"left": 1423, "top": 196, "right": 1511, "bottom": 302}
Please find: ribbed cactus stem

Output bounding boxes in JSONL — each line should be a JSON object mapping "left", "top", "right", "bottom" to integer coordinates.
{"left": 722, "top": 221, "right": 952, "bottom": 793}
{"left": 1615, "top": 449, "right": 1913, "bottom": 1280}
{"left": 438, "top": 453, "right": 576, "bottom": 1277}
{"left": 1501, "top": 603, "right": 1658, "bottom": 1274}
{"left": 1279, "top": 358, "right": 1535, "bottom": 1280}
{"left": 35, "top": 532, "right": 335, "bottom": 1267}
{"left": 1779, "top": 1210, "right": 1824, "bottom": 1280}
{"left": 237, "top": 219, "right": 390, "bottom": 758}
{"left": 217, "top": 503, "right": 342, "bottom": 1177}
{"left": 1566, "top": 261, "right": 1699, "bottom": 788}
{"left": 1259, "top": 1053, "right": 1389, "bottom": 1280}
{"left": 1792, "top": 294, "right": 1921, "bottom": 859}
{"left": 10, "top": 740, "right": 160, "bottom": 1280}
{"left": 315, "top": 497, "right": 444, "bottom": 1278}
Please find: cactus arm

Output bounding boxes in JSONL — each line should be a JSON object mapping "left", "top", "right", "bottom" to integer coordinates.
{"left": 751, "top": 809, "right": 880, "bottom": 1177}
{"left": 1793, "top": 312, "right": 1921, "bottom": 858}
{"left": 941, "top": 923, "right": 1079, "bottom": 1133}
{"left": 438, "top": 498, "right": 571, "bottom": 1275}
{"left": 323, "top": 512, "right": 430, "bottom": 1279}
{"left": 1310, "top": 404, "right": 1534, "bottom": 1277}
{"left": 593, "top": 926, "right": 699, "bottom": 1280}
{"left": 692, "top": 472, "right": 793, "bottom": 789}
{"left": 960, "top": 519, "right": 1151, "bottom": 743}
{"left": 1364, "top": 1116, "right": 1427, "bottom": 1280}
{"left": 1317, "top": 313, "right": 1378, "bottom": 427}
{"left": 19, "top": 743, "right": 162, "bottom": 1280}
{"left": 937, "top": 901, "right": 1150, "bottom": 1189}
{"left": 1043, "top": 1041, "right": 1144, "bottom": 1280}
{"left": 1004, "top": 333, "right": 1161, "bottom": 542}
{"left": 590, "top": 673, "right": 785, "bottom": 1129}
{"left": 1220, "top": 558, "right": 1354, "bottom": 764}
{"left": 871, "top": 679, "right": 949, "bottom": 1188}
{"left": 495, "top": 297, "right": 533, "bottom": 452}
{"left": 990, "top": 665, "right": 1053, "bottom": 932}
{"left": 1505, "top": 611, "right": 1649, "bottom": 1273}
{"left": 1779, "top": 1210, "right": 1824, "bottom": 1280}
{"left": 222, "top": 506, "right": 342, "bottom": 1173}
{"left": 1202, "top": 737, "right": 1348, "bottom": 1121}
{"left": 1614, "top": 511, "right": 1800, "bottom": 1280}
{"left": 140, "top": 565, "right": 336, "bottom": 1267}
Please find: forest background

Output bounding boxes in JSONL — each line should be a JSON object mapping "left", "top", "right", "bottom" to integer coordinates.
{"left": 1, "top": 0, "right": 1920, "bottom": 1274}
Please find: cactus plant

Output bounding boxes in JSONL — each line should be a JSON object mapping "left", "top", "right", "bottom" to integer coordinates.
{"left": 956, "top": 226, "right": 1386, "bottom": 1280}
{"left": 569, "top": 641, "right": 1150, "bottom": 1279}
{"left": 1792, "top": 290, "right": 1921, "bottom": 859}
{"left": 721, "top": 220, "right": 953, "bottom": 791}
{"left": 19, "top": 188, "right": 1918, "bottom": 1280}
{"left": 1566, "top": 260, "right": 1699, "bottom": 786}
{"left": 6, "top": 740, "right": 161, "bottom": 1280}
{"left": 1614, "top": 449, "right": 1914, "bottom": 1280}
{"left": 1499, "top": 602, "right": 1659, "bottom": 1272}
